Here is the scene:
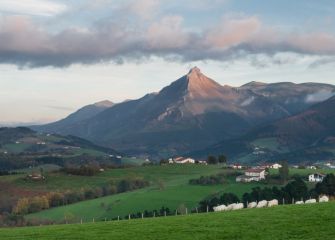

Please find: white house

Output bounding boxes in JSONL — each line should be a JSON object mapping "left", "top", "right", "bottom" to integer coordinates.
{"left": 236, "top": 168, "right": 266, "bottom": 182}
{"left": 308, "top": 173, "right": 325, "bottom": 183}
{"left": 270, "top": 163, "right": 282, "bottom": 169}
{"left": 173, "top": 157, "right": 195, "bottom": 164}
{"left": 232, "top": 164, "right": 243, "bottom": 169}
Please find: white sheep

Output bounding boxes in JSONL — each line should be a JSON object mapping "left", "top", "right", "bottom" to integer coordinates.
{"left": 256, "top": 200, "right": 268, "bottom": 208}
{"left": 319, "top": 195, "right": 329, "bottom": 203}
{"left": 226, "top": 203, "right": 236, "bottom": 211}
{"left": 305, "top": 199, "right": 317, "bottom": 204}
{"left": 295, "top": 201, "right": 304, "bottom": 205}
{"left": 248, "top": 202, "right": 257, "bottom": 208}
{"left": 213, "top": 204, "right": 227, "bottom": 212}
{"left": 267, "top": 199, "right": 278, "bottom": 207}
{"left": 232, "top": 203, "right": 244, "bottom": 210}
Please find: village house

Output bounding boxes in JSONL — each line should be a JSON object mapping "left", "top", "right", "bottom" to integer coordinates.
{"left": 236, "top": 168, "right": 267, "bottom": 182}
{"left": 308, "top": 173, "right": 325, "bottom": 183}
{"left": 269, "top": 163, "right": 282, "bottom": 169}
{"left": 172, "top": 157, "right": 196, "bottom": 164}
{"left": 27, "top": 173, "right": 45, "bottom": 181}
{"left": 232, "top": 163, "right": 243, "bottom": 169}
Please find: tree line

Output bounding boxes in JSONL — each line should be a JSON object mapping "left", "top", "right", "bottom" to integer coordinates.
{"left": 198, "top": 174, "right": 335, "bottom": 211}
{"left": 12, "top": 177, "right": 149, "bottom": 215}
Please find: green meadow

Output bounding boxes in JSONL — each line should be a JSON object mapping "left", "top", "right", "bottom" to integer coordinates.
{"left": 2, "top": 202, "right": 335, "bottom": 240}
{"left": 25, "top": 164, "right": 269, "bottom": 222}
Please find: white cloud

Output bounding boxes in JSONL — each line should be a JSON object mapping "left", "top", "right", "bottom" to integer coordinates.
{"left": 305, "top": 90, "right": 335, "bottom": 103}
{"left": 126, "top": 0, "right": 159, "bottom": 20}
{"left": 0, "top": 0, "right": 68, "bottom": 17}
{"left": 240, "top": 96, "right": 255, "bottom": 106}
{"left": 1, "top": 14, "right": 335, "bottom": 68}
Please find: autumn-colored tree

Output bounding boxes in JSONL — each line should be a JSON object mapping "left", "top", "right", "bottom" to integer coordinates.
{"left": 13, "top": 198, "right": 29, "bottom": 215}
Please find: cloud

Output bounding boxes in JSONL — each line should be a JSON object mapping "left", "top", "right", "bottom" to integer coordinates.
{"left": 305, "top": 90, "right": 335, "bottom": 103}
{"left": 146, "top": 15, "right": 190, "bottom": 49}
{"left": 205, "top": 16, "right": 261, "bottom": 49}
{"left": 1, "top": 14, "right": 335, "bottom": 68}
{"left": 308, "top": 56, "right": 335, "bottom": 68}
{"left": 240, "top": 96, "right": 255, "bottom": 106}
{"left": 126, "top": 0, "right": 159, "bottom": 20}
{"left": 0, "top": 0, "right": 68, "bottom": 17}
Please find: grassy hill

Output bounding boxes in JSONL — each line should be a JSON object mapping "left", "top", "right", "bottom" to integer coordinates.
{"left": 25, "top": 166, "right": 335, "bottom": 223}
{"left": 1, "top": 202, "right": 335, "bottom": 239}
{"left": 25, "top": 164, "right": 265, "bottom": 222}
{"left": 2, "top": 163, "right": 333, "bottom": 224}
{"left": 0, "top": 127, "right": 120, "bottom": 171}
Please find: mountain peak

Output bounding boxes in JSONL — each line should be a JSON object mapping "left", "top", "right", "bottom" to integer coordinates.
{"left": 188, "top": 66, "right": 201, "bottom": 74}
{"left": 184, "top": 67, "right": 224, "bottom": 97}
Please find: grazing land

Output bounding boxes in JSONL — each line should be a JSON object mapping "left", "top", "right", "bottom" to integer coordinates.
{"left": 2, "top": 164, "right": 334, "bottom": 223}
{"left": 25, "top": 164, "right": 268, "bottom": 222}
{"left": 1, "top": 202, "right": 335, "bottom": 240}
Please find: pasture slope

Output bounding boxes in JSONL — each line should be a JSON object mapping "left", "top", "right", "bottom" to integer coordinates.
{"left": 25, "top": 165, "right": 268, "bottom": 222}
{"left": 1, "top": 202, "right": 335, "bottom": 240}
{"left": 24, "top": 166, "right": 335, "bottom": 222}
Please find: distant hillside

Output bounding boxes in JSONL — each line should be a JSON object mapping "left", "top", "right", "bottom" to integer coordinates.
{"left": 0, "top": 127, "right": 120, "bottom": 170}
{"left": 194, "top": 96, "right": 335, "bottom": 163}
{"left": 33, "top": 67, "right": 335, "bottom": 158}
{"left": 32, "top": 100, "right": 114, "bottom": 133}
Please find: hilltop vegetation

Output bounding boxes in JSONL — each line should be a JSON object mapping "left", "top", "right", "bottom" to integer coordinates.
{"left": 0, "top": 127, "right": 120, "bottom": 170}
{"left": 1, "top": 203, "right": 335, "bottom": 240}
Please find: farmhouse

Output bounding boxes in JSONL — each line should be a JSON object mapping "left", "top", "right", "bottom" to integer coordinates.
{"left": 173, "top": 157, "right": 195, "bottom": 164}
{"left": 236, "top": 168, "right": 266, "bottom": 182}
{"left": 270, "top": 163, "right": 282, "bottom": 169}
{"left": 232, "top": 164, "right": 243, "bottom": 169}
{"left": 27, "top": 173, "right": 45, "bottom": 181}
{"left": 308, "top": 173, "right": 325, "bottom": 183}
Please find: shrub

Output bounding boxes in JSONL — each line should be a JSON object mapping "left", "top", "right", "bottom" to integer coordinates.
{"left": 189, "top": 173, "right": 226, "bottom": 185}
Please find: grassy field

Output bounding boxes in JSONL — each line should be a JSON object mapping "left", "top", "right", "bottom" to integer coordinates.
{"left": 252, "top": 137, "right": 285, "bottom": 152}
{"left": 3, "top": 165, "right": 334, "bottom": 223}
{"left": 2, "top": 202, "right": 335, "bottom": 240}
{"left": 121, "top": 157, "right": 147, "bottom": 165}
{"left": 25, "top": 164, "right": 270, "bottom": 222}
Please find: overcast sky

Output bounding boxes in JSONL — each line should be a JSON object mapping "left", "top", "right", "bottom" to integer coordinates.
{"left": 1, "top": 0, "right": 335, "bottom": 124}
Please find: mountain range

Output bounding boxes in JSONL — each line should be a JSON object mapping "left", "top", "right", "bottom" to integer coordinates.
{"left": 32, "top": 67, "right": 335, "bottom": 161}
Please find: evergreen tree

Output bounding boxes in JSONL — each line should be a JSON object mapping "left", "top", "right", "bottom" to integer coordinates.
{"left": 279, "top": 160, "right": 289, "bottom": 184}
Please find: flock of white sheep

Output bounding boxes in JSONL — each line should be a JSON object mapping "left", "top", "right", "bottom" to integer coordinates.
{"left": 213, "top": 195, "right": 329, "bottom": 212}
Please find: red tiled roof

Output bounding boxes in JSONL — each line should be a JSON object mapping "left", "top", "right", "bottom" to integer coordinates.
{"left": 245, "top": 168, "right": 266, "bottom": 173}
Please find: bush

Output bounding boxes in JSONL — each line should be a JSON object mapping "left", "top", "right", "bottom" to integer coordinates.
{"left": 62, "top": 165, "right": 100, "bottom": 176}
{"left": 198, "top": 193, "right": 240, "bottom": 212}
{"left": 117, "top": 178, "right": 149, "bottom": 192}
{"left": 189, "top": 173, "right": 226, "bottom": 185}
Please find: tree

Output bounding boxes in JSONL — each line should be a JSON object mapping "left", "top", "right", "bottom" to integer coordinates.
{"left": 13, "top": 198, "right": 29, "bottom": 215}
{"left": 218, "top": 155, "right": 228, "bottom": 165}
{"left": 315, "top": 174, "right": 335, "bottom": 196}
{"left": 279, "top": 160, "right": 289, "bottom": 184}
{"left": 207, "top": 155, "right": 218, "bottom": 165}
{"left": 159, "top": 159, "right": 169, "bottom": 165}
{"left": 219, "top": 193, "right": 239, "bottom": 205}
{"left": 283, "top": 177, "right": 308, "bottom": 201}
